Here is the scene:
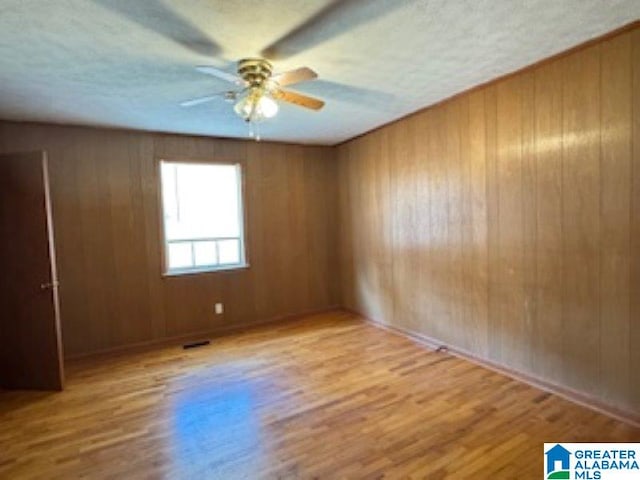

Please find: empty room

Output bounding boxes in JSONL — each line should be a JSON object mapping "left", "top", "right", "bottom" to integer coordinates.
{"left": 1, "top": 1, "right": 639, "bottom": 478}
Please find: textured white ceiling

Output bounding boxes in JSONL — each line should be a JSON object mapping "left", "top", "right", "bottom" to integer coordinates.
{"left": 0, "top": 0, "right": 638, "bottom": 145}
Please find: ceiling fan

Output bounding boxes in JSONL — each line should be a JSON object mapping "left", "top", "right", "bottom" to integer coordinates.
{"left": 181, "top": 58, "right": 325, "bottom": 138}
{"left": 99, "top": 0, "right": 404, "bottom": 141}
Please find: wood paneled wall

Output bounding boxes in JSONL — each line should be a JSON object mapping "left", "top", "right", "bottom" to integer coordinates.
{"left": 338, "top": 27, "right": 640, "bottom": 417}
{"left": 0, "top": 122, "right": 339, "bottom": 356}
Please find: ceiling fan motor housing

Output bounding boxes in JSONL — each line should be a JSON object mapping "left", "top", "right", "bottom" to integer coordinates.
{"left": 237, "top": 58, "right": 274, "bottom": 88}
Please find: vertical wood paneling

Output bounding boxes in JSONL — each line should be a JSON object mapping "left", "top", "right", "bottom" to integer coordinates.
{"left": 457, "top": 97, "right": 474, "bottom": 352}
{"left": 51, "top": 140, "right": 91, "bottom": 355}
{"left": 337, "top": 143, "right": 354, "bottom": 308}
{"left": 419, "top": 111, "right": 436, "bottom": 338}
{"left": 364, "top": 130, "right": 394, "bottom": 324}
{"left": 0, "top": 123, "right": 339, "bottom": 356}
{"left": 521, "top": 71, "right": 537, "bottom": 375}
{"left": 338, "top": 26, "right": 640, "bottom": 417}
{"left": 414, "top": 111, "right": 434, "bottom": 341}
{"left": 390, "top": 119, "right": 420, "bottom": 332}
{"left": 444, "top": 100, "right": 463, "bottom": 348}
{"left": 304, "top": 148, "right": 339, "bottom": 310}
{"left": 139, "top": 133, "right": 166, "bottom": 340}
{"left": 532, "top": 60, "right": 564, "bottom": 384}
{"left": 600, "top": 33, "right": 632, "bottom": 408}
{"left": 631, "top": 28, "right": 640, "bottom": 409}
{"left": 429, "top": 106, "right": 451, "bottom": 341}
{"left": 76, "top": 132, "right": 116, "bottom": 349}
{"left": 561, "top": 45, "right": 601, "bottom": 393}
{"left": 484, "top": 85, "right": 500, "bottom": 364}
{"left": 495, "top": 77, "right": 526, "bottom": 370}
{"left": 466, "top": 91, "right": 489, "bottom": 357}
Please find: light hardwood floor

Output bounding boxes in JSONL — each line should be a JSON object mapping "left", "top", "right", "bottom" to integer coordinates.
{"left": 1, "top": 311, "right": 637, "bottom": 479}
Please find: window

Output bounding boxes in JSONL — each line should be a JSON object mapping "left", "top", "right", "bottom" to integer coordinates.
{"left": 159, "top": 160, "right": 247, "bottom": 275}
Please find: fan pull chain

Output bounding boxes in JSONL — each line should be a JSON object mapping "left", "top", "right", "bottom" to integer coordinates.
{"left": 248, "top": 120, "right": 261, "bottom": 141}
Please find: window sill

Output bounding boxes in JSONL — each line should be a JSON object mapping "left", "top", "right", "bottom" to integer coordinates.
{"left": 162, "top": 263, "right": 250, "bottom": 278}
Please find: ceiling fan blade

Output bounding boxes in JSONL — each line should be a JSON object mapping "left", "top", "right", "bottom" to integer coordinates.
{"left": 180, "top": 95, "right": 220, "bottom": 107}
{"left": 274, "top": 89, "right": 325, "bottom": 111}
{"left": 271, "top": 67, "right": 318, "bottom": 87}
{"left": 93, "top": 0, "right": 221, "bottom": 56}
{"left": 261, "top": 0, "right": 409, "bottom": 60}
{"left": 180, "top": 92, "right": 236, "bottom": 107}
{"left": 287, "top": 79, "right": 396, "bottom": 108}
{"left": 195, "top": 66, "right": 243, "bottom": 85}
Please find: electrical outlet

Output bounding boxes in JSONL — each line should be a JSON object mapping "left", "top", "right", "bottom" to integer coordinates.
{"left": 214, "top": 303, "right": 224, "bottom": 315}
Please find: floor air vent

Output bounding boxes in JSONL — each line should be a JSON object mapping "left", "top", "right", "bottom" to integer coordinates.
{"left": 182, "top": 340, "right": 211, "bottom": 350}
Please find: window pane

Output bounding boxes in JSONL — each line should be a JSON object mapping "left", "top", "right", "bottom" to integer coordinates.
{"left": 194, "top": 241, "right": 217, "bottom": 267}
{"left": 218, "top": 239, "right": 240, "bottom": 265}
{"left": 161, "top": 162, "right": 241, "bottom": 241}
{"left": 160, "top": 161, "right": 246, "bottom": 274}
{"left": 168, "top": 242, "right": 192, "bottom": 270}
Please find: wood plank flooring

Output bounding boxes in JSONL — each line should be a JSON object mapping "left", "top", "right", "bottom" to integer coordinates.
{"left": 1, "top": 311, "right": 637, "bottom": 479}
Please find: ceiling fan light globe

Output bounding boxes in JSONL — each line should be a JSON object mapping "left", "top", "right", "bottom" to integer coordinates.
{"left": 257, "top": 95, "right": 278, "bottom": 119}
{"left": 233, "top": 89, "right": 279, "bottom": 122}
{"left": 233, "top": 95, "right": 254, "bottom": 120}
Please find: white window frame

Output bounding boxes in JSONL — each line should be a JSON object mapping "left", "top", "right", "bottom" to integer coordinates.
{"left": 158, "top": 158, "right": 249, "bottom": 276}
